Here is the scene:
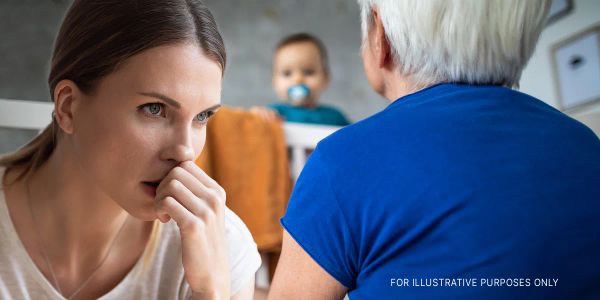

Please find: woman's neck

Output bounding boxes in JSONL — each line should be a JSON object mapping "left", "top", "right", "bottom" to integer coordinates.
{"left": 25, "top": 144, "right": 130, "bottom": 267}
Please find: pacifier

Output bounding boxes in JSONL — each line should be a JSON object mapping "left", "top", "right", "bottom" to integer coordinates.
{"left": 287, "top": 84, "right": 311, "bottom": 106}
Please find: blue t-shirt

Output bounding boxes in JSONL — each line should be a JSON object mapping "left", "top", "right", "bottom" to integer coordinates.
{"left": 268, "top": 103, "right": 350, "bottom": 126}
{"left": 281, "top": 83, "right": 600, "bottom": 299}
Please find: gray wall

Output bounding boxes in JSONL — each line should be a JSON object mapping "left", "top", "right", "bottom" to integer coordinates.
{"left": 0, "top": 0, "right": 385, "bottom": 154}
{"left": 204, "top": 0, "right": 384, "bottom": 118}
{"left": 0, "top": 0, "right": 71, "bottom": 154}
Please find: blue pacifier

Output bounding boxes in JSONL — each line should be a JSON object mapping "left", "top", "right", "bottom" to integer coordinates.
{"left": 287, "top": 84, "right": 311, "bottom": 105}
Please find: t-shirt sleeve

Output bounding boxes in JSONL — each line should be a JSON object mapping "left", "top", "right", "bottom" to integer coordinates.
{"left": 224, "top": 208, "right": 262, "bottom": 295}
{"left": 280, "top": 148, "right": 358, "bottom": 289}
{"left": 267, "top": 103, "right": 284, "bottom": 116}
{"left": 336, "top": 111, "right": 350, "bottom": 126}
{"left": 325, "top": 106, "right": 350, "bottom": 126}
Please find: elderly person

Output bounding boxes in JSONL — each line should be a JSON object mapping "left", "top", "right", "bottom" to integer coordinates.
{"left": 268, "top": 0, "right": 600, "bottom": 299}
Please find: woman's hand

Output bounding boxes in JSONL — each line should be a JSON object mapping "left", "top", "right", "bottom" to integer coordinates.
{"left": 154, "top": 160, "right": 230, "bottom": 299}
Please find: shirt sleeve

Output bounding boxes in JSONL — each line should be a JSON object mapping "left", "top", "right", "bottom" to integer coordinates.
{"left": 280, "top": 148, "right": 358, "bottom": 289}
{"left": 325, "top": 107, "right": 350, "bottom": 126}
{"left": 224, "top": 208, "right": 262, "bottom": 295}
{"left": 336, "top": 111, "right": 350, "bottom": 126}
{"left": 267, "top": 103, "right": 284, "bottom": 115}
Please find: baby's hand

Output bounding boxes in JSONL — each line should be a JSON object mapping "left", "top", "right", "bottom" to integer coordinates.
{"left": 250, "top": 106, "right": 283, "bottom": 123}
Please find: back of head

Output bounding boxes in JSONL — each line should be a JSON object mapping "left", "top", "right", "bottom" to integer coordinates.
{"left": 1, "top": 0, "right": 226, "bottom": 181}
{"left": 357, "top": 0, "right": 551, "bottom": 88}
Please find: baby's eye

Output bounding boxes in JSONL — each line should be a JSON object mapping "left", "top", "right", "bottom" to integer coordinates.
{"left": 282, "top": 70, "right": 292, "bottom": 77}
{"left": 194, "top": 111, "right": 214, "bottom": 124}
{"left": 141, "top": 103, "right": 165, "bottom": 117}
{"left": 303, "top": 69, "right": 315, "bottom": 76}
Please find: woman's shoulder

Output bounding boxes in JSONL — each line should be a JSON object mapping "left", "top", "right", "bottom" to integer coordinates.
{"left": 223, "top": 207, "right": 256, "bottom": 243}
{"left": 222, "top": 207, "right": 261, "bottom": 293}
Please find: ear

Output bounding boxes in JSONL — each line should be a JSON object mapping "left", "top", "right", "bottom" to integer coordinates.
{"left": 370, "top": 7, "right": 393, "bottom": 70}
{"left": 53, "top": 79, "right": 82, "bottom": 135}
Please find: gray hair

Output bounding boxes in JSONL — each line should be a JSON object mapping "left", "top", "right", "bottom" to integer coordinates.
{"left": 358, "top": 0, "right": 551, "bottom": 88}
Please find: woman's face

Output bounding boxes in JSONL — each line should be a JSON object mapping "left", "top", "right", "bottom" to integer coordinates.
{"left": 69, "top": 43, "right": 222, "bottom": 220}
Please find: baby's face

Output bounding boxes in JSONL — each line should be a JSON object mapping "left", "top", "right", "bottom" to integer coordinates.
{"left": 272, "top": 41, "right": 329, "bottom": 107}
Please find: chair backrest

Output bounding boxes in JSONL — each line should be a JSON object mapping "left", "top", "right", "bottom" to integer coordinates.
{"left": 0, "top": 98, "right": 53, "bottom": 133}
{"left": 282, "top": 122, "right": 340, "bottom": 181}
{"left": 0, "top": 98, "right": 341, "bottom": 180}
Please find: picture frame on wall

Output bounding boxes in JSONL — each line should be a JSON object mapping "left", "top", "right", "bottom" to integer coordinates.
{"left": 547, "top": 0, "right": 574, "bottom": 26}
{"left": 550, "top": 24, "right": 600, "bottom": 112}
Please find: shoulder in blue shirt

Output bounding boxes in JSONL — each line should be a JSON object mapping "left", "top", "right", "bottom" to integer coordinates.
{"left": 281, "top": 83, "right": 600, "bottom": 299}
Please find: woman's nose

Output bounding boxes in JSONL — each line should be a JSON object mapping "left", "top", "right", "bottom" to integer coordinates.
{"left": 163, "top": 144, "right": 195, "bottom": 163}
{"left": 159, "top": 128, "right": 196, "bottom": 163}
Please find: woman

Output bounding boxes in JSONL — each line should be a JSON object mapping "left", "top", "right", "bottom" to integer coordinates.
{"left": 270, "top": 0, "right": 600, "bottom": 299}
{"left": 0, "top": 0, "right": 260, "bottom": 299}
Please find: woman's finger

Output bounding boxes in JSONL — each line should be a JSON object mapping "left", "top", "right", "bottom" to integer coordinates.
{"left": 157, "top": 166, "right": 223, "bottom": 210}
{"left": 158, "top": 167, "right": 212, "bottom": 201}
{"left": 179, "top": 161, "right": 225, "bottom": 204}
{"left": 179, "top": 161, "right": 217, "bottom": 187}
{"left": 155, "top": 178, "right": 213, "bottom": 219}
{"left": 156, "top": 196, "right": 204, "bottom": 232}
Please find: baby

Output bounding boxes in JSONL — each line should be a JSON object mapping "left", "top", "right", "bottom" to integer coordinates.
{"left": 252, "top": 33, "right": 350, "bottom": 126}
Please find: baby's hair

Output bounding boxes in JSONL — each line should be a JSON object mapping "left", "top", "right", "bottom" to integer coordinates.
{"left": 275, "top": 32, "right": 330, "bottom": 77}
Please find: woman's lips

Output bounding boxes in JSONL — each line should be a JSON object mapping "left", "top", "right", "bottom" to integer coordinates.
{"left": 142, "top": 181, "right": 159, "bottom": 197}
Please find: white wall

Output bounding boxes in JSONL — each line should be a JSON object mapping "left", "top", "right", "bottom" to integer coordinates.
{"left": 520, "top": 0, "right": 600, "bottom": 134}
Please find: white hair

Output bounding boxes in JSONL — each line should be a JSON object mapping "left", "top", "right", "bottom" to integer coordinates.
{"left": 357, "top": 0, "right": 551, "bottom": 88}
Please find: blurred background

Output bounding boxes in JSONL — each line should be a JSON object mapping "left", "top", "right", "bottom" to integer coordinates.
{"left": 1, "top": 0, "right": 599, "bottom": 152}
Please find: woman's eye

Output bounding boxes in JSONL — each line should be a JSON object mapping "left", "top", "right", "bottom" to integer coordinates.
{"left": 141, "top": 103, "right": 164, "bottom": 116}
{"left": 195, "top": 111, "right": 213, "bottom": 123}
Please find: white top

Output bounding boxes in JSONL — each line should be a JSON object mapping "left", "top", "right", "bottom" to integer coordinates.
{"left": 0, "top": 167, "right": 261, "bottom": 299}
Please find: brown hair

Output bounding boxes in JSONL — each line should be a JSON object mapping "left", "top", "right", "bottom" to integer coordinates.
{"left": 0, "top": 0, "right": 226, "bottom": 182}
{"left": 275, "top": 32, "right": 330, "bottom": 77}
